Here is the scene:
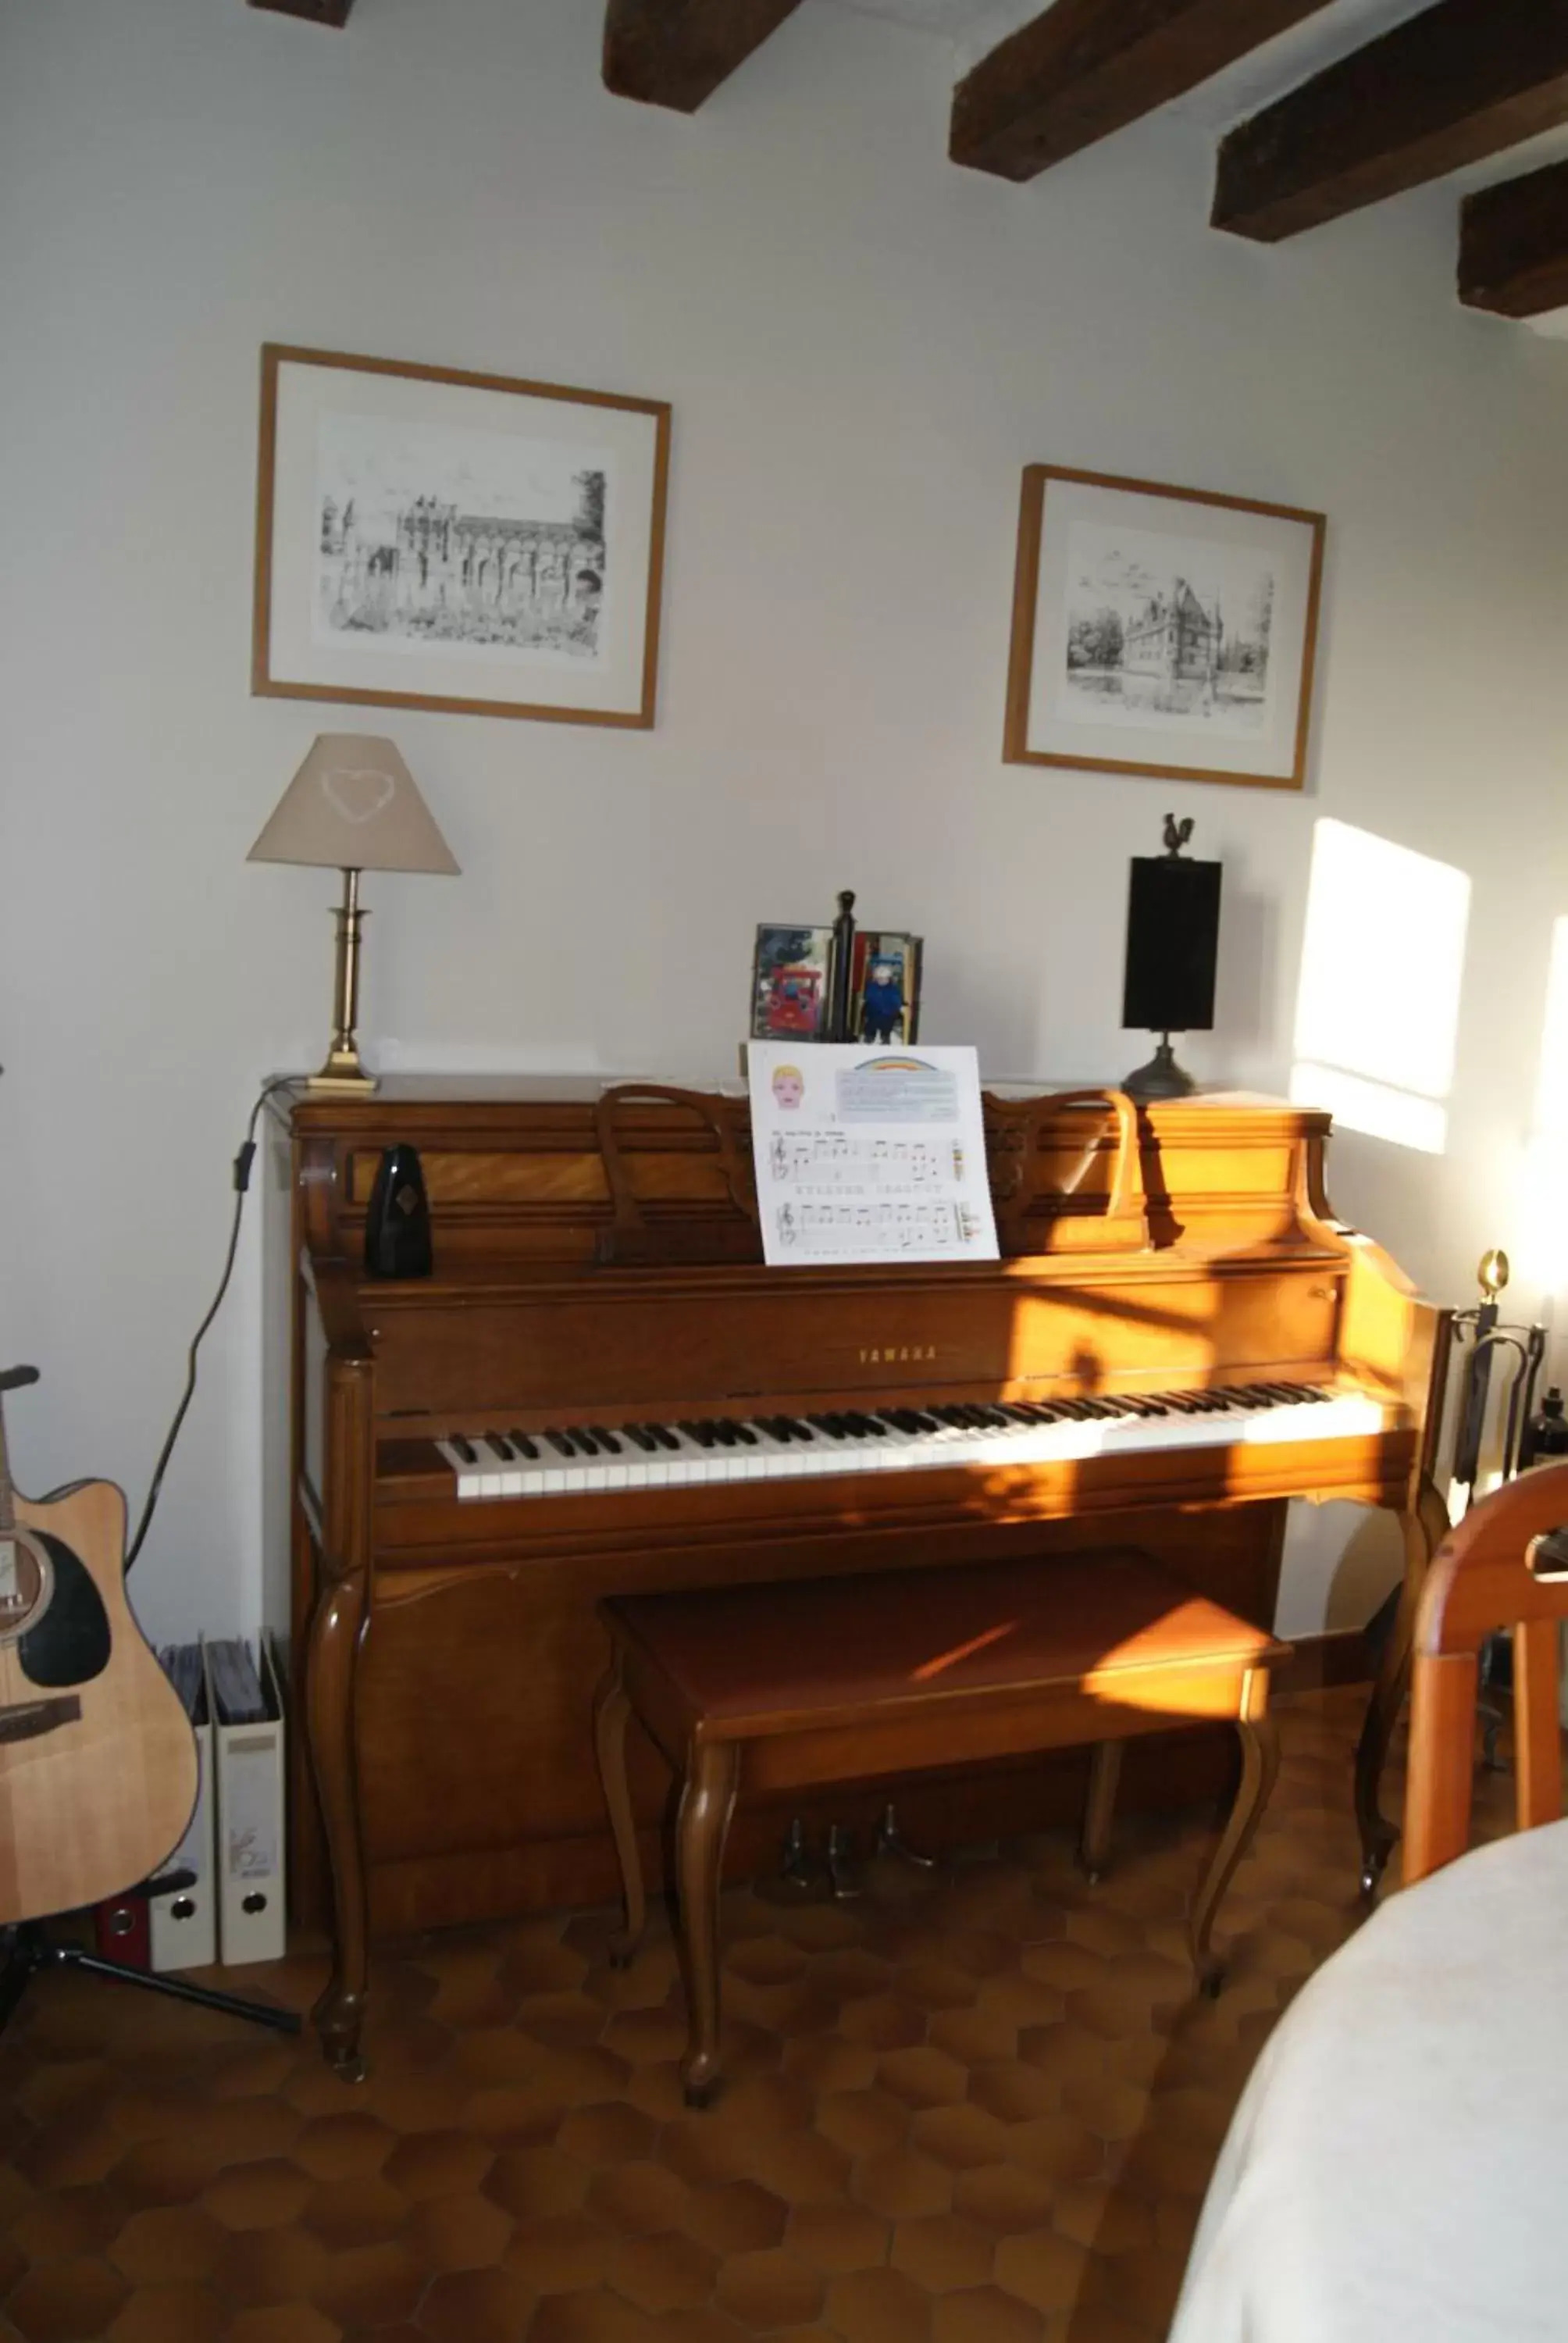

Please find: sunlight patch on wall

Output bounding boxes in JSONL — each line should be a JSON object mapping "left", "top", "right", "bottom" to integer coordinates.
{"left": 1288, "top": 819, "right": 1470, "bottom": 1156}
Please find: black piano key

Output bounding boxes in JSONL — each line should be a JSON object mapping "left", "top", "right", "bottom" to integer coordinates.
{"left": 710, "top": 1421, "right": 739, "bottom": 1448}
{"left": 544, "top": 1430, "right": 575, "bottom": 1457}
{"left": 449, "top": 1434, "right": 478, "bottom": 1464}
{"left": 508, "top": 1430, "right": 542, "bottom": 1459}
{"left": 733, "top": 1423, "right": 758, "bottom": 1446}
{"left": 679, "top": 1421, "right": 718, "bottom": 1449}
{"left": 597, "top": 1429, "right": 624, "bottom": 1453}
{"left": 807, "top": 1414, "right": 848, "bottom": 1439}
{"left": 650, "top": 1424, "right": 682, "bottom": 1451}
{"left": 484, "top": 1435, "right": 515, "bottom": 1460}
{"left": 846, "top": 1413, "right": 886, "bottom": 1437}
{"left": 625, "top": 1425, "right": 657, "bottom": 1452}
{"left": 782, "top": 1418, "right": 815, "bottom": 1440}
{"left": 569, "top": 1427, "right": 600, "bottom": 1454}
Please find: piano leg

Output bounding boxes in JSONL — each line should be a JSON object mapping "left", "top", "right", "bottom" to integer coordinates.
{"left": 674, "top": 1739, "right": 739, "bottom": 2110}
{"left": 593, "top": 1657, "right": 647, "bottom": 1968}
{"left": 1354, "top": 1475, "right": 1451, "bottom": 1896}
{"left": 307, "top": 1564, "right": 370, "bottom": 2081}
{"left": 1191, "top": 1691, "right": 1281, "bottom": 1995}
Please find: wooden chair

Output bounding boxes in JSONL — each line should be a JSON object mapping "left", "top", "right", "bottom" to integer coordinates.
{"left": 1404, "top": 1458, "right": 1568, "bottom": 1884}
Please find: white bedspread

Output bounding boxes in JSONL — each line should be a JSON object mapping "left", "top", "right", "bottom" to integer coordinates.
{"left": 1168, "top": 1818, "right": 1568, "bottom": 2342}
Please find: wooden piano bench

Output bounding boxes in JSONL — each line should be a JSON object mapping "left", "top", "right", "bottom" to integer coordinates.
{"left": 593, "top": 1549, "right": 1291, "bottom": 2106}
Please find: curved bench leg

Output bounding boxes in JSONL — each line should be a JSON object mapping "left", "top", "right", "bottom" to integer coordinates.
{"left": 1191, "top": 1685, "right": 1281, "bottom": 1995}
{"left": 593, "top": 1655, "right": 646, "bottom": 1970}
{"left": 675, "top": 1738, "right": 739, "bottom": 2109}
{"left": 1079, "top": 1741, "right": 1124, "bottom": 1883}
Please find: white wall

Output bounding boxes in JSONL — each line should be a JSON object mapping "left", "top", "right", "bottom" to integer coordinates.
{"left": 2, "top": 0, "right": 1566, "bottom": 1644}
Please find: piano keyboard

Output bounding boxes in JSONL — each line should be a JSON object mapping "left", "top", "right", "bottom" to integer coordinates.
{"left": 436, "top": 1382, "right": 1386, "bottom": 1501}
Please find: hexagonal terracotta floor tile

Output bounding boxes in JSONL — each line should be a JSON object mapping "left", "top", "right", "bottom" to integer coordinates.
{"left": 0, "top": 1690, "right": 1488, "bottom": 2343}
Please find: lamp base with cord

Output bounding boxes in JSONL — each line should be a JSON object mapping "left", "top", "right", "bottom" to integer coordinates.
{"left": 1122, "top": 1035, "right": 1196, "bottom": 1100}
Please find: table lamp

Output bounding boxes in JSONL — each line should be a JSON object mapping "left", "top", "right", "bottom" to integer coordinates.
{"left": 1121, "top": 813, "right": 1222, "bottom": 1100}
{"left": 248, "top": 733, "right": 459, "bottom": 1093}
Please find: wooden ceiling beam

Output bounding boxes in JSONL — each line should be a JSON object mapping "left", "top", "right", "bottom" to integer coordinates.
{"left": 1213, "top": 0, "right": 1568, "bottom": 243}
{"left": 1460, "top": 158, "right": 1568, "bottom": 319}
{"left": 603, "top": 0, "right": 804, "bottom": 115}
{"left": 246, "top": 0, "right": 353, "bottom": 23}
{"left": 950, "top": 0, "right": 1335, "bottom": 185}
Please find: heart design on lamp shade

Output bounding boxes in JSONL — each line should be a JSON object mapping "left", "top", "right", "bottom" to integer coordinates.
{"left": 322, "top": 765, "right": 398, "bottom": 826}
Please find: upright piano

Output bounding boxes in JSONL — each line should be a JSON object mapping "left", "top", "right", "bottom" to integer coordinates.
{"left": 263, "top": 1079, "right": 1449, "bottom": 2073}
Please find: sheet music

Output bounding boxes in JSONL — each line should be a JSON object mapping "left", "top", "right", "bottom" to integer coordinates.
{"left": 748, "top": 1043, "right": 1000, "bottom": 1268}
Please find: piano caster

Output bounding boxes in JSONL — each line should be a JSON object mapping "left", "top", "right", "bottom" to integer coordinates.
{"left": 330, "top": 2049, "right": 369, "bottom": 2084}
{"left": 1359, "top": 1819, "right": 1397, "bottom": 1902}
{"left": 680, "top": 2050, "right": 723, "bottom": 2109}
{"left": 826, "top": 1823, "right": 864, "bottom": 1901}
{"left": 875, "top": 1802, "right": 937, "bottom": 1870}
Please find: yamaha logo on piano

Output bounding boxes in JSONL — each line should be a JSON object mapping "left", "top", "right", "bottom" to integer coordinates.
{"left": 859, "top": 1346, "right": 938, "bottom": 1364}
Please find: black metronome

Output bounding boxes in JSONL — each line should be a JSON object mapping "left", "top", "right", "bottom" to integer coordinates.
{"left": 1121, "top": 815, "right": 1222, "bottom": 1100}
{"left": 364, "top": 1143, "right": 433, "bottom": 1278}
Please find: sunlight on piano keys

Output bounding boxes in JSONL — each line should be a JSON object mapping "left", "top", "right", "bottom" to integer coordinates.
{"left": 1289, "top": 818, "right": 1470, "bottom": 1156}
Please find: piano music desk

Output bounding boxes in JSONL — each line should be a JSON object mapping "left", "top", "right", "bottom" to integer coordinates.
{"left": 594, "top": 1549, "right": 1291, "bottom": 2105}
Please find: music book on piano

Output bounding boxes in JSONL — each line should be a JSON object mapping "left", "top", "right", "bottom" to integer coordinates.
{"left": 747, "top": 1042, "right": 1000, "bottom": 1267}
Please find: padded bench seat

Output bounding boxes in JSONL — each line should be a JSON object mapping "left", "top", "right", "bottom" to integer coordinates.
{"left": 593, "top": 1546, "right": 1290, "bottom": 2105}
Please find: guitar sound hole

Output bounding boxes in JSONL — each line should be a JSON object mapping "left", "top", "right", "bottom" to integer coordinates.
{"left": 17, "top": 1532, "right": 111, "bottom": 1688}
{"left": 0, "top": 1530, "right": 48, "bottom": 1639}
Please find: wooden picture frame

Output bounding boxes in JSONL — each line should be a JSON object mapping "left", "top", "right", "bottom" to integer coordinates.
{"left": 1003, "top": 465, "right": 1326, "bottom": 792}
{"left": 253, "top": 344, "right": 672, "bottom": 727}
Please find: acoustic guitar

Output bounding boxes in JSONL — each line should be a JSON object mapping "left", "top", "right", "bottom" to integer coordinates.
{"left": 0, "top": 1366, "right": 197, "bottom": 1926}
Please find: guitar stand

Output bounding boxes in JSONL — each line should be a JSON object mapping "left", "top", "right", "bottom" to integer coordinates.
{"left": 0, "top": 1882, "right": 302, "bottom": 2043}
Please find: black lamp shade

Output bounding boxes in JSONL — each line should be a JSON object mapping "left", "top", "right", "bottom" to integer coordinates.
{"left": 1122, "top": 856, "right": 1222, "bottom": 1036}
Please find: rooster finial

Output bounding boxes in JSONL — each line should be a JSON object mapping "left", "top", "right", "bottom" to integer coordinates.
{"left": 1162, "top": 813, "right": 1194, "bottom": 858}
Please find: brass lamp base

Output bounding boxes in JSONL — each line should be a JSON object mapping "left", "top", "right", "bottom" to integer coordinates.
{"left": 306, "top": 868, "right": 378, "bottom": 1093}
{"left": 307, "top": 1054, "right": 378, "bottom": 1095}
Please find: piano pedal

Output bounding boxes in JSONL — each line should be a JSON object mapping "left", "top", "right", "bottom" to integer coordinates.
{"left": 755, "top": 1818, "right": 829, "bottom": 1906}
{"left": 826, "top": 1823, "right": 864, "bottom": 1902}
{"left": 874, "top": 1802, "right": 937, "bottom": 1871}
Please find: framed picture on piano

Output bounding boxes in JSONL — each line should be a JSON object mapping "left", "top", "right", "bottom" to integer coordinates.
{"left": 1003, "top": 465, "right": 1326, "bottom": 792}
{"left": 252, "top": 344, "right": 672, "bottom": 729}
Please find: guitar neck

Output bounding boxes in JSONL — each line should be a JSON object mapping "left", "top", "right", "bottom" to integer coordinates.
{"left": 0, "top": 1399, "right": 14, "bottom": 1540}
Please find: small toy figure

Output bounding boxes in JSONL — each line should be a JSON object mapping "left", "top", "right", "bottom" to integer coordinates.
{"left": 771, "top": 1064, "right": 805, "bottom": 1111}
{"left": 861, "top": 956, "right": 905, "bottom": 1046}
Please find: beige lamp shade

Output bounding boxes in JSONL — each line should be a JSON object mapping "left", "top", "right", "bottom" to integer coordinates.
{"left": 247, "top": 734, "right": 459, "bottom": 875}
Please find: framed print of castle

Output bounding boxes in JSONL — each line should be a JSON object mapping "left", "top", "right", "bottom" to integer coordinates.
{"left": 252, "top": 345, "right": 671, "bottom": 727}
{"left": 1003, "top": 465, "right": 1326, "bottom": 791}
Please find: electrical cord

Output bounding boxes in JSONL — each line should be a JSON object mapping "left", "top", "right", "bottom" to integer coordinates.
{"left": 126, "top": 1076, "right": 303, "bottom": 1571}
